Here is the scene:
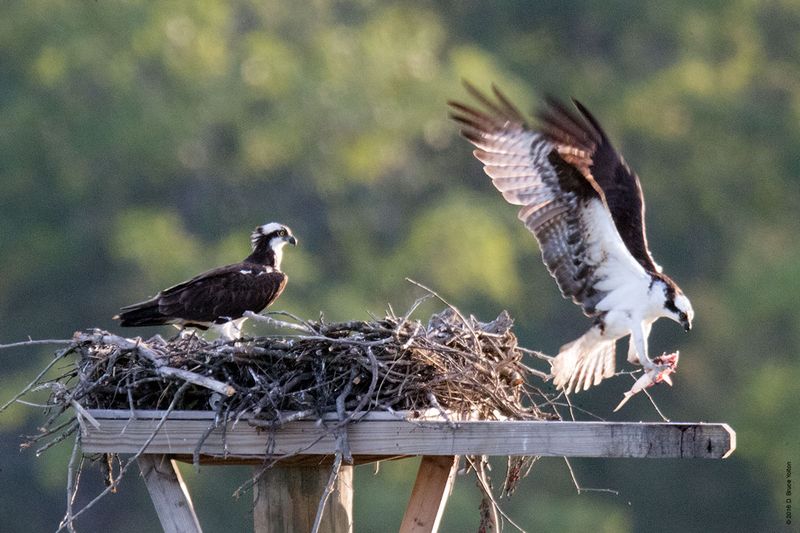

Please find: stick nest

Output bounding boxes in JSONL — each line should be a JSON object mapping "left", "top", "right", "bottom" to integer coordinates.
{"left": 64, "top": 307, "right": 555, "bottom": 423}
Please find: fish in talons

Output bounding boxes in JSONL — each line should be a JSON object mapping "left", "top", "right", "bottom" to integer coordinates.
{"left": 614, "top": 351, "right": 679, "bottom": 412}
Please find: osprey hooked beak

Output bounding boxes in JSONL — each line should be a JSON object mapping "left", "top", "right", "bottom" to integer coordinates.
{"left": 287, "top": 235, "right": 298, "bottom": 246}
{"left": 666, "top": 290, "right": 693, "bottom": 332}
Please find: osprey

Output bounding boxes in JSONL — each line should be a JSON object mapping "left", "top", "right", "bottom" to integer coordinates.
{"left": 449, "top": 84, "right": 694, "bottom": 395}
{"left": 114, "top": 222, "right": 297, "bottom": 340}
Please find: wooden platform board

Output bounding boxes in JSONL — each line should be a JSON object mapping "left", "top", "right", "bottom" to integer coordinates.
{"left": 80, "top": 409, "right": 735, "bottom": 460}
{"left": 76, "top": 410, "right": 735, "bottom": 533}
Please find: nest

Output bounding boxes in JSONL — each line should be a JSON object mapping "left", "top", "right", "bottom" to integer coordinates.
{"left": 10, "top": 301, "right": 558, "bottom": 532}
{"left": 63, "top": 307, "right": 553, "bottom": 422}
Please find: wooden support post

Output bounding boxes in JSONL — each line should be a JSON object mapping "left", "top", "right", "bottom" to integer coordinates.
{"left": 138, "top": 454, "right": 203, "bottom": 533}
{"left": 399, "top": 455, "right": 458, "bottom": 533}
{"left": 253, "top": 464, "right": 354, "bottom": 533}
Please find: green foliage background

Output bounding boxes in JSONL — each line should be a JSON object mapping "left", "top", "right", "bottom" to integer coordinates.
{"left": 1, "top": 1, "right": 798, "bottom": 531}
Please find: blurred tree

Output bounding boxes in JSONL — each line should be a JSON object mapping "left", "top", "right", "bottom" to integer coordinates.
{"left": 1, "top": 1, "right": 798, "bottom": 532}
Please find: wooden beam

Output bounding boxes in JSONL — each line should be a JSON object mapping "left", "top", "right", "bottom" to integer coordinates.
{"left": 137, "top": 455, "right": 203, "bottom": 533}
{"left": 168, "top": 453, "right": 408, "bottom": 467}
{"left": 399, "top": 456, "right": 458, "bottom": 533}
{"left": 82, "top": 410, "right": 735, "bottom": 459}
{"left": 253, "top": 464, "right": 353, "bottom": 533}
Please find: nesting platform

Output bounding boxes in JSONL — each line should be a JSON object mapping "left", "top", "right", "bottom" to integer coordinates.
{"left": 79, "top": 409, "right": 735, "bottom": 533}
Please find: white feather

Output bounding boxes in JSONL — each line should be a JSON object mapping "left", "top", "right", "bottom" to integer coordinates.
{"left": 258, "top": 222, "right": 285, "bottom": 235}
{"left": 213, "top": 317, "right": 247, "bottom": 341}
{"left": 270, "top": 239, "right": 289, "bottom": 270}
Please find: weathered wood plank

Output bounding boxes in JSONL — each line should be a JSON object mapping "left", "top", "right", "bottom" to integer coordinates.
{"left": 399, "top": 456, "right": 458, "bottom": 533}
{"left": 253, "top": 464, "right": 353, "bottom": 533}
{"left": 169, "top": 453, "right": 408, "bottom": 467}
{"left": 138, "top": 455, "right": 203, "bottom": 533}
{"left": 81, "top": 411, "right": 735, "bottom": 459}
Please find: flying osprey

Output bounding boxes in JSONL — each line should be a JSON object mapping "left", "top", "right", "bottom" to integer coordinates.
{"left": 449, "top": 84, "right": 694, "bottom": 395}
{"left": 114, "top": 222, "right": 297, "bottom": 340}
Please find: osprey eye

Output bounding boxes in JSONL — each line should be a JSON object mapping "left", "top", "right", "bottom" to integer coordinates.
{"left": 279, "top": 229, "right": 286, "bottom": 236}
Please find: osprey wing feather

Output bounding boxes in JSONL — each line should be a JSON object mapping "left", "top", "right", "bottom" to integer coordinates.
{"left": 152, "top": 265, "right": 287, "bottom": 325}
{"left": 449, "top": 84, "right": 646, "bottom": 318}
{"left": 538, "top": 97, "right": 662, "bottom": 273}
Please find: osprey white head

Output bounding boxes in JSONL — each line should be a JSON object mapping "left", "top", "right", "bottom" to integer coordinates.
{"left": 249, "top": 222, "right": 297, "bottom": 270}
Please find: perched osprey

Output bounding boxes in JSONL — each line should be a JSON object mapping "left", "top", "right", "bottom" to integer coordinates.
{"left": 114, "top": 222, "right": 297, "bottom": 340}
{"left": 449, "top": 84, "right": 694, "bottom": 395}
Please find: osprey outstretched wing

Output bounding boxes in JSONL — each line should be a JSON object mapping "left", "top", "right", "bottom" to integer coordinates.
{"left": 115, "top": 222, "right": 296, "bottom": 340}
{"left": 449, "top": 83, "right": 693, "bottom": 397}
{"left": 537, "top": 97, "right": 661, "bottom": 273}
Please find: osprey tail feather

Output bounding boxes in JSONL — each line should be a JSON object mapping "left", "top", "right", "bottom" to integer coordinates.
{"left": 113, "top": 300, "right": 171, "bottom": 328}
{"left": 551, "top": 327, "right": 615, "bottom": 394}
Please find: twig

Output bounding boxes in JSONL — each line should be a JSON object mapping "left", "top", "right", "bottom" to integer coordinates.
{"left": 0, "top": 339, "right": 72, "bottom": 350}
{"left": 311, "top": 452, "right": 343, "bottom": 533}
{"left": 86, "top": 331, "right": 163, "bottom": 364}
{"left": 157, "top": 366, "right": 235, "bottom": 397}
{"left": 54, "top": 382, "right": 190, "bottom": 532}
{"left": 518, "top": 362, "right": 550, "bottom": 381}
{"left": 468, "top": 455, "right": 526, "bottom": 532}
{"left": 334, "top": 368, "right": 356, "bottom": 463}
{"left": 265, "top": 310, "right": 317, "bottom": 332}
{"left": 244, "top": 311, "right": 313, "bottom": 333}
{"left": 60, "top": 434, "right": 82, "bottom": 532}
{"left": 563, "top": 456, "right": 620, "bottom": 496}
{"left": 405, "top": 278, "right": 482, "bottom": 350}
{"left": 476, "top": 456, "right": 501, "bottom": 532}
{"left": 395, "top": 294, "right": 431, "bottom": 343}
{"left": 247, "top": 409, "right": 317, "bottom": 428}
{"left": 35, "top": 422, "right": 79, "bottom": 456}
{"left": 564, "top": 457, "right": 581, "bottom": 494}
{"left": 518, "top": 347, "right": 553, "bottom": 361}
{"left": 642, "top": 385, "right": 670, "bottom": 422}
{"left": 71, "top": 400, "right": 101, "bottom": 430}
{"left": 0, "top": 349, "right": 70, "bottom": 413}
{"left": 12, "top": 399, "right": 51, "bottom": 408}
{"left": 426, "top": 392, "right": 456, "bottom": 428}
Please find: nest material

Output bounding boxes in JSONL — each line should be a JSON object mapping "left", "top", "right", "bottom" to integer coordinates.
{"left": 65, "top": 307, "right": 554, "bottom": 424}
{"left": 16, "top": 304, "right": 558, "bottom": 532}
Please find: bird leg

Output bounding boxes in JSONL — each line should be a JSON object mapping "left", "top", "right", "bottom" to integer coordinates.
{"left": 629, "top": 321, "right": 672, "bottom": 373}
{"left": 627, "top": 321, "right": 652, "bottom": 365}
{"left": 629, "top": 321, "right": 650, "bottom": 367}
